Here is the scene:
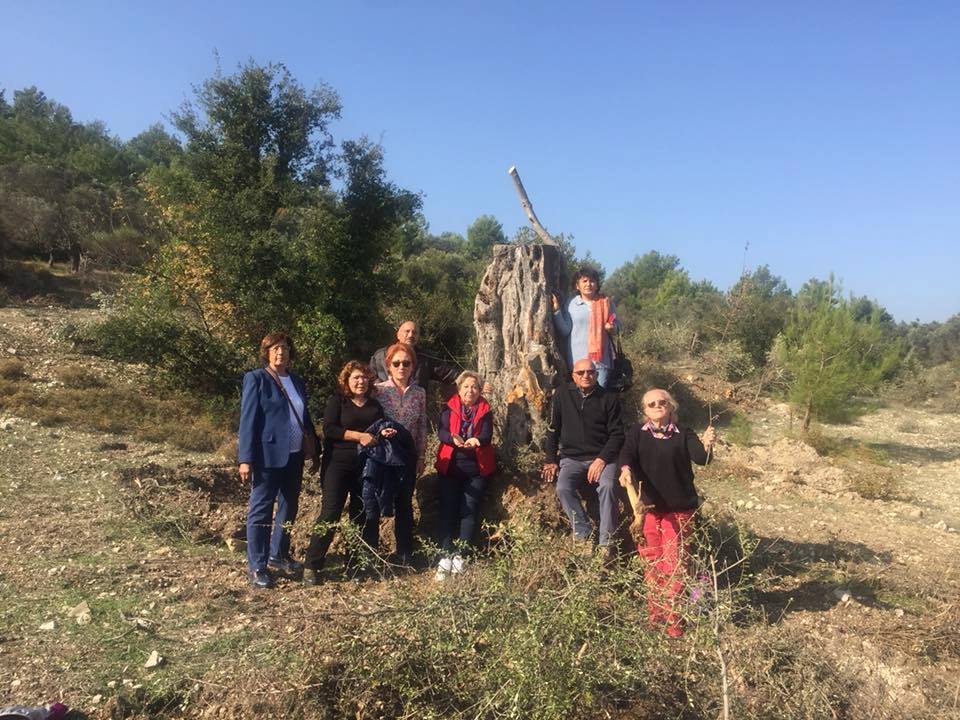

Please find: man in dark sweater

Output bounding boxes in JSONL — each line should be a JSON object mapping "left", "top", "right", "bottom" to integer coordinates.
{"left": 370, "top": 320, "right": 459, "bottom": 391}
{"left": 542, "top": 358, "right": 625, "bottom": 548}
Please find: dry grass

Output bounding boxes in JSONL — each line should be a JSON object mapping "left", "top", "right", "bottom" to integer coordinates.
{"left": 0, "top": 365, "right": 232, "bottom": 452}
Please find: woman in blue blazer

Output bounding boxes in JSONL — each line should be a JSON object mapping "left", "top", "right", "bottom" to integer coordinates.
{"left": 238, "top": 332, "right": 319, "bottom": 588}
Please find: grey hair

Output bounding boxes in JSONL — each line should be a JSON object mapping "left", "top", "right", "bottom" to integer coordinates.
{"left": 455, "top": 370, "right": 483, "bottom": 389}
{"left": 643, "top": 388, "right": 679, "bottom": 417}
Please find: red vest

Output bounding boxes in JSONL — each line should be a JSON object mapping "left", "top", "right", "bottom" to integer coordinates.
{"left": 434, "top": 394, "right": 496, "bottom": 477}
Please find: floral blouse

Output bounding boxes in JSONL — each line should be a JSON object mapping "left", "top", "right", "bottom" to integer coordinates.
{"left": 375, "top": 380, "right": 427, "bottom": 462}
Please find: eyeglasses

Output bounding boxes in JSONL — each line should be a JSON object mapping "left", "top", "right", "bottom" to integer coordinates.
{"left": 391, "top": 360, "right": 412, "bottom": 368}
{"left": 646, "top": 399, "right": 671, "bottom": 408}
{"left": 573, "top": 369, "right": 597, "bottom": 377}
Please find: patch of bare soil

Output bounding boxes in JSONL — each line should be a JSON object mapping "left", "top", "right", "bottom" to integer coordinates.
{"left": 701, "top": 401, "right": 960, "bottom": 717}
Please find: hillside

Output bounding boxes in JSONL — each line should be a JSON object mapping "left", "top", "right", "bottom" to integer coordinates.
{"left": 0, "top": 304, "right": 958, "bottom": 719}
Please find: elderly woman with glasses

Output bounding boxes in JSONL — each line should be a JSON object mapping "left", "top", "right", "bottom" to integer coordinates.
{"left": 618, "top": 388, "right": 716, "bottom": 637}
{"left": 238, "top": 333, "right": 320, "bottom": 589}
{"left": 375, "top": 342, "right": 427, "bottom": 565}
{"left": 433, "top": 371, "right": 496, "bottom": 580}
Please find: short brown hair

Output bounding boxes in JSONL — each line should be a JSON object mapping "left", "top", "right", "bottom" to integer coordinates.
{"left": 385, "top": 342, "right": 417, "bottom": 367}
{"left": 259, "top": 332, "right": 296, "bottom": 365}
{"left": 337, "top": 360, "right": 376, "bottom": 398}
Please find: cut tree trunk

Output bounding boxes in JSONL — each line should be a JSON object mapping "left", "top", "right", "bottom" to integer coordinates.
{"left": 475, "top": 243, "right": 567, "bottom": 454}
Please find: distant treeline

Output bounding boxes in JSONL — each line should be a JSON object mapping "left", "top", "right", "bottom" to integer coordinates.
{"left": 1, "top": 64, "right": 957, "bottom": 428}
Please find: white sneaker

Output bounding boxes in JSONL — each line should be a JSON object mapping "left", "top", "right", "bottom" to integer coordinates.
{"left": 451, "top": 555, "right": 466, "bottom": 575}
{"left": 435, "top": 557, "right": 452, "bottom": 582}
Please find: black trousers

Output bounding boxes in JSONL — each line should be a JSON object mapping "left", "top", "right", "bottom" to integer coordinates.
{"left": 304, "top": 453, "right": 376, "bottom": 568}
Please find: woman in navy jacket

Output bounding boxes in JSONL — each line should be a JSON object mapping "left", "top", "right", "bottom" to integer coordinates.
{"left": 238, "top": 332, "right": 319, "bottom": 589}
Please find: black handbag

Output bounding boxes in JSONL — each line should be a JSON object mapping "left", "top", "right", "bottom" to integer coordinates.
{"left": 606, "top": 331, "right": 634, "bottom": 393}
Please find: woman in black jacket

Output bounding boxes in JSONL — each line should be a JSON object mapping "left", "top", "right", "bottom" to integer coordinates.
{"left": 618, "top": 388, "right": 715, "bottom": 637}
{"left": 302, "top": 361, "right": 395, "bottom": 585}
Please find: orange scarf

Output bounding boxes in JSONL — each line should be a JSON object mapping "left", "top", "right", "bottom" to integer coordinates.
{"left": 587, "top": 295, "right": 611, "bottom": 362}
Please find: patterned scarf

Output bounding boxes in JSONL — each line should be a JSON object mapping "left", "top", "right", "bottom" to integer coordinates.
{"left": 587, "top": 295, "right": 612, "bottom": 362}
{"left": 642, "top": 420, "right": 678, "bottom": 439}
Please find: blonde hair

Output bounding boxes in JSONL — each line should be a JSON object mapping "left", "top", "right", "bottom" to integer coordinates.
{"left": 455, "top": 370, "right": 482, "bottom": 389}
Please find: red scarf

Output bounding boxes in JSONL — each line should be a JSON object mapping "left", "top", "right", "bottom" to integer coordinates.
{"left": 588, "top": 295, "right": 614, "bottom": 362}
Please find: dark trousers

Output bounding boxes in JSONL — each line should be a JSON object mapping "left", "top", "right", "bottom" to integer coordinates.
{"left": 246, "top": 451, "right": 303, "bottom": 573}
{"left": 393, "top": 466, "right": 416, "bottom": 556}
{"left": 304, "top": 453, "right": 370, "bottom": 569}
{"left": 438, "top": 467, "right": 486, "bottom": 554}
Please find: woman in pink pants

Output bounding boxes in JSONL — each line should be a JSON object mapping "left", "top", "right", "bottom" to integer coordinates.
{"left": 618, "top": 389, "right": 715, "bottom": 637}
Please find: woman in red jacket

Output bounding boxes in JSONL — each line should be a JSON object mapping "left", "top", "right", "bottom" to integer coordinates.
{"left": 434, "top": 371, "right": 496, "bottom": 580}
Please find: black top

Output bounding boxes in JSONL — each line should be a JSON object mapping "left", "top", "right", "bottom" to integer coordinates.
{"left": 544, "top": 383, "right": 624, "bottom": 464}
{"left": 370, "top": 346, "right": 460, "bottom": 389}
{"left": 322, "top": 395, "right": 385, "bottom": 458}
{"left": 618, "top": 425, "right": 709, "bottom": 512}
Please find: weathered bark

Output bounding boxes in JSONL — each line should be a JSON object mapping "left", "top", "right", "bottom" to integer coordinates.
{"left": 475, "top": 243, "right": 566, "bottom": 454}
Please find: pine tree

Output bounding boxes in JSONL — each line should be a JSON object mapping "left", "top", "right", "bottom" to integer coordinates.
{"left": 774, "top": 277, "right": 901, "bottom": 429}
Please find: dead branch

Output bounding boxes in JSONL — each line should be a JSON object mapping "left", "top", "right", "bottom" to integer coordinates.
{"left": 508, "top": 166, "right": 557, "bottom": 246}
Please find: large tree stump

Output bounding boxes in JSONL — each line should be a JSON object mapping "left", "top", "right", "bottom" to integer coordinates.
{"left": 475, "top": 243, "right": 566, "bottom": 453}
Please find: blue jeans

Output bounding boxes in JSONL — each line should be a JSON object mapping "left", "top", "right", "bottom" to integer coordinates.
{"left": 246, "top": 451, "right": 303, "bottom": 573}
{"left": 555, "top": 457, "right": 619, "bottom": 545}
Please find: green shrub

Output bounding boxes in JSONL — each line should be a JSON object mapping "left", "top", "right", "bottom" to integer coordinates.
{"left": 322, "top": 509, "right": 758, "bottom": 720}
{"left": 700, "top": 339, "right": 756, "bottom": 381}
{"left": 725, "top": 411, "right": 753, "bottom": 446}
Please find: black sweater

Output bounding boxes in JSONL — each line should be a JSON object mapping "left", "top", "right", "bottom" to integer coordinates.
{"left": 322, "top": 395, "right": 385, "bottom": 459}
{"left": 618, "top": 425, "right": 709, "bottom": 512}
{"left": 544, "top": 384, "right": 624, "bottom": 464}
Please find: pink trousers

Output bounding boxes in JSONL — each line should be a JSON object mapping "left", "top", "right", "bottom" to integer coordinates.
{"left": 637, "top": 509, "right": 695, "bottom": 636}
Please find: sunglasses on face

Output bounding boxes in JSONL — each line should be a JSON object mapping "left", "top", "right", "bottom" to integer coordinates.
{"left": 646, "top": 399, "right": 670, "bottom": 408}
{"left": 573, "top": 369, "right": 597, "bottom": 377}
{"left": 391, "top": 360, "right": 412, "bottom": 368}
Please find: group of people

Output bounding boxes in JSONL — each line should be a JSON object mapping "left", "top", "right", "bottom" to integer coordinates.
{"left": 237, "top": 267, "right": 716, "bottom": 637}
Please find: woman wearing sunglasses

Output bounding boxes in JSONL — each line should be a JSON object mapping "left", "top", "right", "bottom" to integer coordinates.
{"left": 617, "top": 388, "right": 715, "bottom": 637}
{"left": 374, "top": 342, "right": 427, "bottom": 565}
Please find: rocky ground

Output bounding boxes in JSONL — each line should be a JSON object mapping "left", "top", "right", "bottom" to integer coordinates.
{"left": 1, "top": 305, "right": 959, "bottom": 719}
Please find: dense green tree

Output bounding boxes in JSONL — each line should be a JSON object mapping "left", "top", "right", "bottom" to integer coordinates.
{"left": 466, "top": 215, "right": 506, "bottom": 258}
{"left": 774, "top": 277, "right": 901, "bottom": 429}
{"left": 95, "top": 62, "right": 420, "bottom": 393}
{"left": 722, "top": 266, "right": 793, "bottom": 366}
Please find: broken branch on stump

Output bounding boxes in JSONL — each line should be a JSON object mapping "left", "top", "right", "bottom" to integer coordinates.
{"left": 508, "top": 165, "right": 557, "bottom": 246}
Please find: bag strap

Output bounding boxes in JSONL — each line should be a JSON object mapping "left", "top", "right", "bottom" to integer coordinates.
{"left": 264, "top": 367, "right": 308, "bottom": 436}
{"left": 613, "top": 329, "right": 625, "bottom": 360}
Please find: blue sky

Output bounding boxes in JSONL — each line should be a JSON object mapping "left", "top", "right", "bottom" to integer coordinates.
{"left": 3, "top": 2, "right": 958, "bottom": 322}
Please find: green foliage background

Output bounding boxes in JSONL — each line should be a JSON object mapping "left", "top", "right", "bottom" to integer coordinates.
{"left": 4, "top": 62, "right": 956, "bottom": 426}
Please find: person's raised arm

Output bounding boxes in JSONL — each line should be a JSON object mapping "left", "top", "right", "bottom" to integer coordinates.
{"left": 552, "top": 294, "right": 572, "bottom": 337}
{"left": 686, "top": 426, "right": 712, "bottom": 465}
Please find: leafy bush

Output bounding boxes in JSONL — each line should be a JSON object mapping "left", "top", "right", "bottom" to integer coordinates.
{"left": 700, "top": 339, "right": 756, "bottom": 381}
{"left": 322, "top": 509, "right": 758, "bottom": 720}
{"left": 725, "top": 411, "right": 753, "bottom": 446}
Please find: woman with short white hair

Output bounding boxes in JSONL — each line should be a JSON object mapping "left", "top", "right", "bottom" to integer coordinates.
{"left": 433, "top": 370, "right": 496, "bottom": 580}
{"left": 618, "top": 388, "right": 715, "bottom": 637}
